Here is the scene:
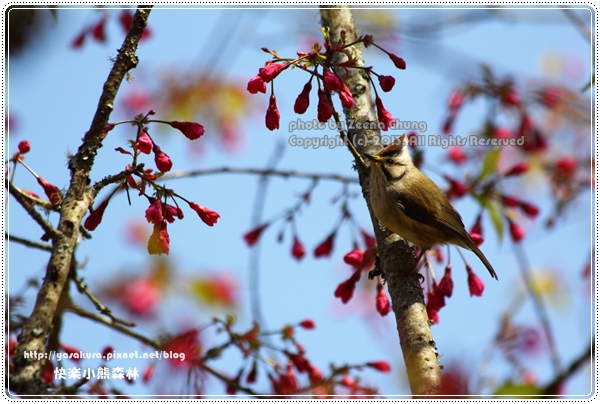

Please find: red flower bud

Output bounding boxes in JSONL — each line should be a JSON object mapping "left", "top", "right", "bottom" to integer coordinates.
{"left": 501, "top": 90, "right": 520, "bottom": 106}
{"left": 448, "top": 146, "right": 466, "bottom": 164}
{"left": 427, "top": 282, "right": 446, "bottom": 313}
{"left": 258, "top": 62, "right": 288, "bottom": 83}
{"left": 299, "top": 319, "right": 315, "bottom": 330}
{"left": 375, "top": 96, "right": 394, "bottom": 131}
{"left": 501, "top": 195, "right": 519, "bottom": 207}
{"left": 437, "top": 265, "right": 454, "bottom": 298}
{"left": 71, "top": 30, "right": 86, "bottom": 49}
{"left": 520, "top": 202, "right": 539, "bottom": 218}
{"left": 18, "top": 140, "right": 30, "bottom": 154}
{"left": 317, "top": 88, "right": 333, "bottom": 123}
{"left": 378, "top": 75, "right": 396, "bottom": 92}
{"left": 36, "top": 177, "right": 62, "bottom": 205}
{"left": 169, "top": 121, "right": 205, "bottom": 140}
{"left": 366, "top": 360, "right": 391, "bottom": 373}
{"left": 470, "top": 233, "right": 484, "bottom": 247}
{"left": 338, "top": 79, "right": 354, "bottom": 108}
{"left": 334, "top": 269, "right": 361, "bottom": 304}
{"left": 188, "top": 202, "right": 220, "bottom": 226}
{"left": 323, "top": 67, "right": 340, "bottom": 92}
{"left": 244, "top": 224, "right": 268, "bottom": 247}
{"left": 145, "top": 199, "right": 163, "bottom": 224}
{"left": 265, "top": 95, "right": 280, "bottom": 131}
{"left": 343, "top": 249, "right": 365, "bottom": 268}
{"left": 308, "top": 365, "right": 323, "bottom": 384}
{"left": 442, "top": 113, "right": 455, "bottom": 135}
{"left": 60, "top": 344, "right": 83, "bottom": 363}
{"left": 508, "top": 218, "right": 525, "bottom": 242}
{"left": 246, "top": 362, "right": 258, "bottom": 384}
{"left": 314, "top": 233, "right": 335, "bottom": 258}
{"left": 555, "top": 157, "right": 577, "bottom": 177}
{"left": 84, "top": 198, "right": 109, "bottom": 231}
{"left": 360, "top": 229, "right": 376, "bottom": 248}
{"left": 91, "top": 18, "right": 106, "bottom": 42}
{"left": 291, "top": 237, "right": 305, "bottom": 261}
{"left": 142, "top": 363, "right": 155, "bottom": 383}
{"left": 466, "top": 265, "right": 485, "bottom": 297}
{"left": 444, "top": 175, "right": 468, "bottom": 198}
{"left": 136, "top": 132, "right": 153, "bottom": 154}
{"left": 294, "top": 81, "right": 312, "bottom": 114}
{"left": 375, "top": 283, "right": 391, "bottom": 316}
{"left": 153, "top": 145, "right": 172, "bottom": 173}
{"left": 389, "top": 53, "right": 406, "bottom": 70}
{"left": 505, "top": 162, "right": 529, "bottom": 177}
{"left": 247, "top": 75, "right": 267, "bottom": 94}
{"left": 448, "top": 91, "right": 464, "bottom": 109}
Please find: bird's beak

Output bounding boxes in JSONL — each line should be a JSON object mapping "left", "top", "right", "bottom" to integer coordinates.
{"left": 362, "top": 152, "right": 379, "bottom": 162}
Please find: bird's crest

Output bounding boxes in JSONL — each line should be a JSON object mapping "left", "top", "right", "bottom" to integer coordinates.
{"left": 377, "top": 134, "right": 407, "bottom": 158}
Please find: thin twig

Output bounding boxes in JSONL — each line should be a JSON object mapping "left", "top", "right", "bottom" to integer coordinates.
{"left": 92, "top": 163, "right": 145, "bottom": 193}
{"left": 72, "top": 276, "right": 135, "bottom": 327}
{"left": 66, "top": 304, "right": 159, "bottom": 349}
{"left": 51, "top": 378, "right": 90, "bottom": 396}
{"left": 248, "top": 141, "right": 286, "bottom": 328}
{"left": 9, "top": 187, "right": 56, "bottom": 211}
{"left": 198, "top": 364, "right": 261, "bottom": 397}
{"left": 69, "top": 304, "right": 261, "bottom": 397}
{"left": 6, "top": 233, "right": 52, "bottom": 251}
{"left": 8, "top": 182, "right": 61, "bottom": 240}
{"left": 161, "top": 167, "right": 359, "bottom": 183}
{"left": 513, "top": 243, "right": 562, "bottom": 374}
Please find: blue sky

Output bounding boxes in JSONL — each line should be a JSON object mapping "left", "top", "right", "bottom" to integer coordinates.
{"left": 7, "top": 5, "right": 594, "bottom": 397}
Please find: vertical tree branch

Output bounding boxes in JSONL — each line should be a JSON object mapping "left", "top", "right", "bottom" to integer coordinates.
{"left": 319, "top": 6, "right": 441, "bottom": 396}
{"left": 10, "top": 6, "right": 153, "bottom": 394}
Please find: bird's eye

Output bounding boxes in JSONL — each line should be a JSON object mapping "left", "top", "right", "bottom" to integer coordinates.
{"left": 386, "top": 158, "right": 394, "bottom": 165}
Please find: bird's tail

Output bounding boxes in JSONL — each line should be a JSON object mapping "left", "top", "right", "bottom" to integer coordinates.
{"left": 470, "top": 243, "right": 498, "bottom": 280}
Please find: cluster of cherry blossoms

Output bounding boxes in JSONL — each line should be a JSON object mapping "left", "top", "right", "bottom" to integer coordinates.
{"left": 246, "top": 31, "right": 406, "bottom": 132}
{"left": 7, "top": 111, "right": 218, "bottom": 256}
{"left": 85, "top": 111, "right": 219, "bottom": 255}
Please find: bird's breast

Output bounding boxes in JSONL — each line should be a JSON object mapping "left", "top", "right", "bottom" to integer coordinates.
{"left": 369, "top": 173, "right": 450, "bottom": 248}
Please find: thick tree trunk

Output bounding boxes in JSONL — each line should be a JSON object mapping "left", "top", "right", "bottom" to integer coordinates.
{"left": 319, "top": 5, "right": 442, "bottom": 396}
{"left": 9, "top": 7, "right": 153, "bottom": 395}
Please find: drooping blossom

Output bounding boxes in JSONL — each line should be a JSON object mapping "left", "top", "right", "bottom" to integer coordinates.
{"left": 265, "top": 95, "right": 280, "bottom": 131}
{"left": 317, "top": 88, "right": 333, "bottom": 123}
{"left": 466, "top": 265, "right": 485, "bottom": 296}
{"left": 314, "top": 232, "right": 335, "bottom": 258}
{"left": 294, "top": 81, "right": 312, "bottom": 114}
{"left": 247, "top": 75, "right": 267, "bottom": 94}
{"left": 169, "top": 121, "right": 205, "bottom": 140}
{"left": 378, "top": 75, "right": 395, "bottom": 92}
{"left": 188, "top": 202, "right": 220, "bottom": 226}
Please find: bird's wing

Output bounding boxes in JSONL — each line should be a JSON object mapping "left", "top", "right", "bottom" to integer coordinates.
{"left": 393, "top": 182, "right": 469, "bottom": 241}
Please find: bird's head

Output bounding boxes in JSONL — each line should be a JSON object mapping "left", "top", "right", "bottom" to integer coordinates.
{"left": 362, "top": 134, "right": 413, "bottom": 179}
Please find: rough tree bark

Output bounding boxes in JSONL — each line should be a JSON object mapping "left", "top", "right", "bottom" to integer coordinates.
{"left": 319, "top": 6, "right": 442, "bottom": 396}
{"left": 9, "top": 6, "right": 153, "bottom": 395}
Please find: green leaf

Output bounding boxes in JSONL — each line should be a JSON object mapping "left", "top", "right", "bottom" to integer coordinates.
{"left": 493, "top": 382, "right": 543, "bottom": 398}
{"left": 484, "top": 199, "right": 504, "bottom": 241}
{"left": 478, "top": 147, "right": 502, "bottom": 181}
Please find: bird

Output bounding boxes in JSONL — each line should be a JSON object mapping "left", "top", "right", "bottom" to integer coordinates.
{"left": 362, "top": 134, "right": 498, "bottom": 280}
